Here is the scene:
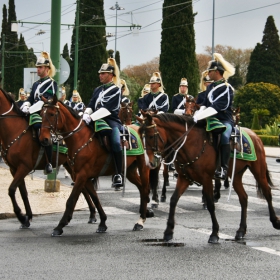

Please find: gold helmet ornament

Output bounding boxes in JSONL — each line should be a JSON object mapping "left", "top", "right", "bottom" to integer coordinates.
{"left": 35, "top": 51, "right": 56, "bottom": 78}
{"left": 141, "top": 84, "right": 150, "bottom": 97}
{"left": 149, "top": 72, "right": 164, "bottom": 92}
{"left": 61, "top": 86, "right": 66, "bottom": 95}
{"left": 98, "top": 57, "right": 120, "bottom": 86}
{"left": 19, "top": 88, "right": 26, "bottom": 96}
{"left": 72, "top": 89, "right": 82, "bottom": 102}
{"left": 120, "top": 79, "right": 130, "bottom": 96}
{"left": 207, "top": 53, "right": 235, "bottom": 80}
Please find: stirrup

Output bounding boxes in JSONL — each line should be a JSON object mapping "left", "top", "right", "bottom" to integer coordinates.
{"left": 113, "top": 174, "right": 123, "bottom": 187}
{"left": 44, "top": 163, "right": 53, "bottom": 175}
{"left": 214, "top": 167, "right": 227, "bottom": 180}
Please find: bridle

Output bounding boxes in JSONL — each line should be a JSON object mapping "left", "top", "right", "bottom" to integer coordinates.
{"left": 41, "top": 103, "right": 85, "bottom": 141}
{"left": 120, "top": 103, "right": 133, "bottom": 125}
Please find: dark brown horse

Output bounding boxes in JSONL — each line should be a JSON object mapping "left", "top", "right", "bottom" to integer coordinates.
{"left": 39, "top": 95, "right": 153, "bottom": 236}
{"left": 119, "top": 104, "right": 170, "bottom": 206}
{"left": 0, "top": 88, "right": 97, "bottom": 228}
{"left": 138, "top": 112, "right": 280, "bottom": 243}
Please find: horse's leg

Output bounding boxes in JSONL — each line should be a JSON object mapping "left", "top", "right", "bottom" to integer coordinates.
{"left": 203, "top": 177, "right": 220, "bottom": 243}
{"left": 149, "top": 166, "right": 160, "bottom": 208}
{"left": 161, "top": 165, "right": 169, "bottom": 203}
{"left": 224, "top": 177, "right": 229, "bottom": 189}
{"left": 52, "top": 176, "right": 86, "bottom": 236}
{"left": 231, "top": 171, "right": 248, "bottom": 240}
{"left": 83, "top": 180, "right": 107, "bottom": 233}
{"left": 126, "top": 160, "right": 151, "bottom": 231}
{"left": 164, "top": 176, "right": 189, "bottom": 241}
{"left": 214, "top": 179, "right": 221, "bottom": 203}
{"left": 8, "top": 168, "right": 32, "bottom": 228}
{"left": 63, "top": 162, "right": 97, "bottom": 224}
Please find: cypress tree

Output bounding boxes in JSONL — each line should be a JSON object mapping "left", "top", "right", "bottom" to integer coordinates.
{"left": 0, "top": 4, "right": 8, "bottom": 85}
{"left": 115, "top": 50, "right": 120, "bottom": 70}
{"left": 77, "top": 0, "right": 107, "bottom": 104}
{"left": 246, "top": 16, "right": 280, "bottom": 86}
{"left": 159, "top": 0, "right": 199, "bottom": 103}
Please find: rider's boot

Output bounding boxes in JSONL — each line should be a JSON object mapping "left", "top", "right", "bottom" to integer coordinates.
{"left": 112, "top": 150, "right": 123, "bottom": 189}
{"left": 44, "top": 145, "right": 53, "bottom": 174}
{"left": 214, "top": 144, "right": 230, "bottom": 180}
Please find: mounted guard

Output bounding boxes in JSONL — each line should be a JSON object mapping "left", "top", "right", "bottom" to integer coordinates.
{"left": 137, "top": 84, "right": 150, "bottom": 116}
{"left": 65, "top": 90, "right": 85, "bottom": 115}
{"left": 82, "top": 58, "right": 124, "bottom": 188}
{"left": 15, "top": 88, "right": 27, "bottom": 108}
{"left": 20, "top": 51, "right": 57, "bottom": 174}
{"left": 194, "top": 53, "right": 235, "bottom": 180}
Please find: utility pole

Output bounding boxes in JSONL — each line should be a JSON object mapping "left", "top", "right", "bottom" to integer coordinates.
{"left": 74, "top": 0, "right": 80, "bottom": 90}
{"left": 50, "top": 0, "right": 61, "bottom": 88}
{"left": 212, "top": 0, "right": 215, "bottom": 58}
{"left": 1, "top": 34, "right": 5, "bottom": 88}
{"left": 110, "top": 2, "right": 125, "bottom": 57}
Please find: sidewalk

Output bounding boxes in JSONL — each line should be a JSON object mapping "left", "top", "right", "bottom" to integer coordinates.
{"left": 0, "top": 146, "right": 279, "bottom": 219}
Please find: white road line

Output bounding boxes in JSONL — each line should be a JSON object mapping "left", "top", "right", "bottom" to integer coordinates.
{"left": 179, "top": 196, "right": 254, "bottom": 212}
{"left": 102, "top": 207, "right": 135, "bottom": 215}
{"left": 122, "top": 197, "right": 192, "bottom": 213}
{"left": 230, "top": 195, "right": 280, "bottom": 209}
{"left": 252, "top": 247, "right": 280, "bottom": 257}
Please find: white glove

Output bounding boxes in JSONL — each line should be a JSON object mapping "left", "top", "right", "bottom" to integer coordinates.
{"left": 193, "top": 116, "right": 198, "bottom": 123}
{"left": 22, "top": 106, "right": 30, "bottom": 114}
{"left": 83, "top": 113, "right": 91, "bottom": 124}
{"left": 174, "top": 109, "right": 184, "bottom": 115}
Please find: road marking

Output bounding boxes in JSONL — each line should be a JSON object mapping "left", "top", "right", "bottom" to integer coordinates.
{"left": 188, "top": 228, "right": 234, "bottom": 239}
{"left": 179, "top": 196, "right": 254, "bottom": 212}
{"left": 102, "top": 207, "right": 135, "bottom": 215}
{"left": 251, "top": 247, "right": 280, "bottom": 257}
{"left": 122, "top": 197, "right": 192, "bottom": 213}
{"left": 230, "top": 195, "right": 280, "bottom": 209}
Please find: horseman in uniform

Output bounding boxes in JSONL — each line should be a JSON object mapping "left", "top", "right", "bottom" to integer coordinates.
{"left": 120, "top": 79, "right": 130, "bottom": 103}
{"left": 20, "top": 51, "right": 57, "bottom": 174}
{"left": 15, "top": 88, "right": 27, "bottom": 108}
{"left": 195, "top": 53, "right": 235, "bottom": 180}
{"left": 60, "top": 86, "right": 68, "bottom": 103}
{"left": 65, "top": 90, "right": 85, "bottom": 115}
{"left": 137, "top": 84, "right": 150, "bottom": 116}
{"left": 82, "top": 58, "right": 124, "bottom": 188}
{"left": 141, "top": 72, "right": 169, "bottom": 113}
{"left": 172, "top": 78, "right": 194, "bottom": 115}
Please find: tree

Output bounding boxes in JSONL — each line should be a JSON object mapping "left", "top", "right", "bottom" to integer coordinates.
{"left": 122, "top": 57, "right": 160, "bottom": 87}
{"left": 75, "top": 0, "right": 108, "bottom": 104}
{"left": 234, "top": 82, "right": 280, "bottom": 127}
{"left": 246, "top": 16, "right": 280, "bottom": 86}
{"left": 115, "top": 50, "right": 120, "bottom": 70}
{"left": 159, "top": 0, "right": 199, "bottom": 101}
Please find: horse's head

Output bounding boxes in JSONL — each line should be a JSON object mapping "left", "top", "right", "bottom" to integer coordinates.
{"left": 119, "top": 101, "right": 133, "bottom": 125}
{"left": 137, "top": 111, "right": 165, "bottom": 169}
{"left": 184, "top": 97, "right": 200, "bottom": 116}
{"left": 39, "top": 95, "right": 61, "bottom": 146}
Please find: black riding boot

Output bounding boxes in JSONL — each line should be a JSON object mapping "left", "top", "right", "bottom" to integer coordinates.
{"left": 44, "top": 145, "right": 53, "bottom": 174}
{"left": 215, "top": 144, "right": 230, "bottom": 180}
{"left": 112, "top": 150, "right": 123, "bottom": 188}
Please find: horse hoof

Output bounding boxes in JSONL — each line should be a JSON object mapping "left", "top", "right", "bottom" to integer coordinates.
{"left": 133, "top": 223, "right": 143, "bottom": 231}
{"left": 164, "top": 232, "right": 173, "bottom": 242}
{"left": 151, "top": 203, "right": 158, "bottom": 209}
{"left": 96, "top": 225, "right": 107, "bottom": 233}
{"left": 146, "top": 209, "right": 154, "bottom": 218}
{"left": 166, "top": 181, "right": 170, "bottom": 187}
{"left": 208, "top": 235, "right": 219, "bottom": 244}
{"left": 272, "top": 220, "right": 280, "bottom": 230}
{"left": 19, "top": 216, "right": 30, "bottom": 229}
{"left": 88, "top": 217, "right": 97, "bottom": 224}
{"left": 202, "top": 204, "right": 207, "bottom": 210}
{"left": 52, "top": 229, "right": 63, "bottom": 237}
{"left": 235, "top": 231, "right": 246, "bottom": 240}
{"left": 160, "top": 196, "right": 166, "bottom": 203}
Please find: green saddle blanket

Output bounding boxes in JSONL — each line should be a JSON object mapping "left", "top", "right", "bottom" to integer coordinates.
{"left": 95, "top": 119, "right": 144, "bottom": 156}
{"left": 231, "top": 128, "right": 257, "bottom": 161}
{"left": 206, "top": 117, "right": 226, "bottom": 133}
{"left": 29, "top": 113, "right": 42, "bottom": 125}
{"left": 52, "top": 144, "right": 68, "bottom": 154}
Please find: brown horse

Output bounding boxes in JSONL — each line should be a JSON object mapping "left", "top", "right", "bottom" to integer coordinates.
{"left": 0, "top": 88, "right": 97, "bottom": 228}
{"left": 119, "top": 104, "right": 170, "bottom": 206}
{"left": 138, "top": 112, "right": 280, "bottom": 243}
{"left": 39, "top": 94, "right": 153, "bottom": 236}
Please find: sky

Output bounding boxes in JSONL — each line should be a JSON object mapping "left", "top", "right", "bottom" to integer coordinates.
{"left": 1, "top": 0, "right": 280, "bottom": 69}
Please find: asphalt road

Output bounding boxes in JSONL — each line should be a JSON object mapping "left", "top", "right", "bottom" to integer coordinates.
{"left": 1, "top": 157, "right": 280, "bottom": 279}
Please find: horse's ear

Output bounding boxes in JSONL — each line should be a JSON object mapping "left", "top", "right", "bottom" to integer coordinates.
{"left": 41, "top": 96, "right": 48, "bottom": 103}
{"left": 129, "top": 101, "right": 133, "bottom": 107}
{"left": 146, "top": 113, "right": 153, "bottom": 123}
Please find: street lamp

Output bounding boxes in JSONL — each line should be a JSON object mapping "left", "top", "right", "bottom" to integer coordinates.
{"left": 110, "top": 2, "right": 125, "bottom": 57}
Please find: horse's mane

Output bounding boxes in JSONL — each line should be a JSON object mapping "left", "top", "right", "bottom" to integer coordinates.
{"left": 58, "top": 100, "right": 81, "bottom": 120}
{"left": 0, "top": 88, "right": 25, "bottom": 116}
{"left": 154, "top": 113, "right": 194, "bottom": 126}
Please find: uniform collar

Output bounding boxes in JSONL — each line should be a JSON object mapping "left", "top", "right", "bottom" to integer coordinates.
{"left": 151, "top": 91, "right": 161, "bottom": 96}
{"left": 103, "top": 81, "right": 114, "bottom": 89}
{"left": 39, "top": 76, "right": 50, "bottom": 83}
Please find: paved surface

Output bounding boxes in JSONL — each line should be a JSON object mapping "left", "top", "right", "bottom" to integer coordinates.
{"left": 0, "top": 146, "right": 280, "bottom": 219}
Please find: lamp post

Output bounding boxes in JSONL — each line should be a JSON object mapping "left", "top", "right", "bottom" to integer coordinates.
{"left": 110, "top": 2, "right": 125, "bottom": 57}
{"left": 212, "top": 0, "right": 215, "bottom": 58}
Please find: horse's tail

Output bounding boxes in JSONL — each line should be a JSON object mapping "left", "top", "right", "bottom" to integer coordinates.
{"left": 256, "top": 164, "right": 275, "bottom": 199}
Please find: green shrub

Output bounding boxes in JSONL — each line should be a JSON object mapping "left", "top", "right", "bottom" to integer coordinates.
{"left": 261, "top": 121, "right": 280, "bottom": 136}
{"left": 258, "top": 135, "right": 278, "bottom": 146}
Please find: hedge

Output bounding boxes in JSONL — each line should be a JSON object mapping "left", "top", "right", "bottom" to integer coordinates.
{"left": 257, "top": 135, "right": 278, "bottom": 146}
